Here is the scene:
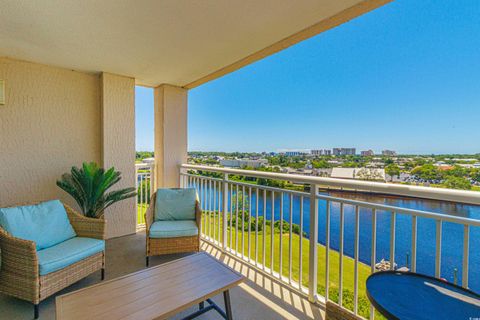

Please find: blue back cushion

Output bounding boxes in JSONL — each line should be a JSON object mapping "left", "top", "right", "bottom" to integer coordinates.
{"left": 0, "top": 200, "right": 77, "bottom": 250}
{"left": 154, "top": 188, "right": 197, "bottom": 221}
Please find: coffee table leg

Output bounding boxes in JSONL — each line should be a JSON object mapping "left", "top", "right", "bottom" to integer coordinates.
{"left": 199, "top": 301, "right": 204, "bottom": 310}
{"left": 223, "top": 290, "right": 233, "bottom": 320}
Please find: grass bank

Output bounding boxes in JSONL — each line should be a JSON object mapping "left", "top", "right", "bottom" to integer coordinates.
{"left": 202, "top": 212, "right": 377, "bottom": 319}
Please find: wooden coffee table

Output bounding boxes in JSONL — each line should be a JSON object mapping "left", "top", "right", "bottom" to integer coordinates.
{"left": 56, "top": 252, "right": 244, "bottom": 320}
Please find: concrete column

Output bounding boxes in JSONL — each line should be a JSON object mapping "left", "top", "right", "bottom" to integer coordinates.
{"left": 154, "top": 84, "right": 188, "bottom": 189}
{"left": 101, "top": 73, "right": 136, "bottom": 238}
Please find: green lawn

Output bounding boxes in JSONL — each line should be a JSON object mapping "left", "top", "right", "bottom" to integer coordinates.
{"left": 201, "top": 212, "right": 378, "bottom": 319}
{"left": 137, "top": 203, "right": 148, "bottom": 224}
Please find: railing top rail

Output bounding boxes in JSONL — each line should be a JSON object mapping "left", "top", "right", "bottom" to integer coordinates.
{"left": 317, "top": 194, "right": 480, "bottom": 227}
{"left": 182, "top": 169, "right": 480, "bottom": 226}
{"left": 135, "top": 163, "right": 154, "bottom": 168}
{"left": 180, "top": 164, "right": 480, "bottom": 206}
{"left": 181, "top": 172, "right": 309, "bottom": 197}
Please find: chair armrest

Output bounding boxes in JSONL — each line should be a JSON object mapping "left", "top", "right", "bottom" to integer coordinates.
{"left": 0, "top": 227, "right": 39, "bottom": 292}
{"left": 195, "top": 201, "right": 202, "bottom": 230}
{"left": 64, "top": 204, "right": 106, "bottom": 240}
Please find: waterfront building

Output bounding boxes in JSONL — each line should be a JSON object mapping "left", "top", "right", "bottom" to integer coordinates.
{"left": 332, "top": 148, "right": 356, "bottom": 156}
{"left": 284, "top": 150, "right": 309, "bottom": 156}
{"left": 311, "top": 149, "right": 332, "bottom": 156}
{"left": 382, "top": 150, "right": 397, "bottom": 156}
{"left": 220, "top": 159, "right": 268, "bottom": 168}
{"left": 361, "top": 150, "right": 374, "bottom": 156}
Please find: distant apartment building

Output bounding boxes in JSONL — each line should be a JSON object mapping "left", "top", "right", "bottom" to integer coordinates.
{"left": 220, "top": 159, "right": 268, "bottom": 168}
{"left": 361, "top": 150, "right": 374, "bottom": 156}
{"left": 311, "top": 149, "right": 332, "bottom": 156}
{"left": 332, "top": 148, "right": 356, "bottom": 156}
{"left": 284, "top": 150, "right": 309, "bottom": 156}
{"left": 382, "top": 150, "right": 397, "bottom": 156}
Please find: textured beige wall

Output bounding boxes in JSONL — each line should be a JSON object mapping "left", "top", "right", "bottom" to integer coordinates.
{"left": 0, "top": 57, "right": 101, "bottom": 208}
{"left": 154, "top": 85, "right": 188, "bottom": 188}
{"left": 0, "top": 59, "right": 137, "bottom": 239}
{"left": 101, "top": 73, "right": 136, "bottom": 238}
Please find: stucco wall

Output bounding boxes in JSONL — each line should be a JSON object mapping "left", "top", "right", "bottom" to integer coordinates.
{"left": 101, "top": 73, "right": 136, "bottom": 238}
{"left": 0, "top": 58, "right": 137, "bottom": 239}
{"left": 0, "top": 57, "right": 101, "bottom": 208}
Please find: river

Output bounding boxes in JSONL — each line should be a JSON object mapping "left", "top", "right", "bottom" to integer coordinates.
{"left": 196, "top": 183, "right": 480, "bottom": 291}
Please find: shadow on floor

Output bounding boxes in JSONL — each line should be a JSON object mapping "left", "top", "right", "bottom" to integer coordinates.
{"left": 0, "top": 231, "right": 324, "bottom": 320}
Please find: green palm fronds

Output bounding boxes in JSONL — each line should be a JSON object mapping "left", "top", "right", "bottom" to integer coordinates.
{"left": 57, "top": 162, "right": 136, "bottom": 218}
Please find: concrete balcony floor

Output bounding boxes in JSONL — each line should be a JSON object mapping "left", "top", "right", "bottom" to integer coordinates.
{"left": 1, "top": 230, "right": 324, "bottom": 320}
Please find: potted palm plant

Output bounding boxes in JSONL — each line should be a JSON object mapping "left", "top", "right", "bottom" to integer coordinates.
{"left": 57, "top": 162, "right": 137, "bottom": 218}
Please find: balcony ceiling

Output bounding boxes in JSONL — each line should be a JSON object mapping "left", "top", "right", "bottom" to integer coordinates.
{"left": 0, "top": 0, "right": 389, "bottom": 88}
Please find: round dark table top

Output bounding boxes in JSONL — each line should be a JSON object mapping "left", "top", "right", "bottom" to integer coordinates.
{"left": 366, "top": 271, "right": 480, "bottom": 320}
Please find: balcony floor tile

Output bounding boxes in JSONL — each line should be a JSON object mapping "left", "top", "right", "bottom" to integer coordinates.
{"left": 0, "top": 230, "right": 324, "bottom": 320}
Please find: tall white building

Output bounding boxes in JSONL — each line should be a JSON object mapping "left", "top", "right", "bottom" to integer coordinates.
{"left": 361, "top": 150, "right": 374, "bottom": 156}
{"left": 220, "top": 159, "right": 268, "bottom": 168}
{"left": 311, "top": 149, "right": 332, "bottom": 156}
{"left": 332, "top": 148, "right": 356, "bottom": 156}
{"left": 382, "top": 150, "right": 397, "bottom": 156}
{"left": 284, "top": 150, "right": 309, "bottom": 156}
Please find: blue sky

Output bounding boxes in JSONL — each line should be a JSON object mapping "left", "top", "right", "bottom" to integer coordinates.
{"left": 136, "top": 0, "right": 480, "bottom": 154}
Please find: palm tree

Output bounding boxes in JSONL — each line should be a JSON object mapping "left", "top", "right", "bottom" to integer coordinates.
{"left": 57, "top": 162, "right": 136, "bottom": 218}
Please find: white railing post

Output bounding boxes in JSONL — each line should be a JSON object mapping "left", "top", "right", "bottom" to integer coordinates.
{"left": 308, "top": 183, "right": 319, "bottom": 303}
{"left": 222, "top": 173, "right": 229, "bottom": 251}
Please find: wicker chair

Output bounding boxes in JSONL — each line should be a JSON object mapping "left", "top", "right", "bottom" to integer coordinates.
{"left": 145, "top": 191, "right": 201, "bottom": 266}
{"left": 0, "top": 203, "right": 105, "bottom": 319}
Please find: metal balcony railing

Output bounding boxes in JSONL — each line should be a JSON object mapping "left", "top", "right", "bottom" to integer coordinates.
{"left": 135, "top": 163, "right": 154, "bottom": 225}
{"left": 180, "top": 163, "right": 480, "bottom": 319}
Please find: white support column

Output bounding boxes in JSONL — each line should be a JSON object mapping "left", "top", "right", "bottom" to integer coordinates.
{"left": 154, "top": 84, "right": 188, "bottom": 189}
{"left": 101, "top": 73, "right": 136, "bottom": 238}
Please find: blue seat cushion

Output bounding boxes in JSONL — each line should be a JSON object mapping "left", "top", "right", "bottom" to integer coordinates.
{"left": 154, "top": 188, "right": 197, "bottom": 221}
{"left": 37, "top": 237, "right": 104, "bottom": 275}
{"left": 0, "top": 200, "right": 77, "bottom": 250}
{"left": 149, "top": 220, "right": 198, "bottom": 238}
